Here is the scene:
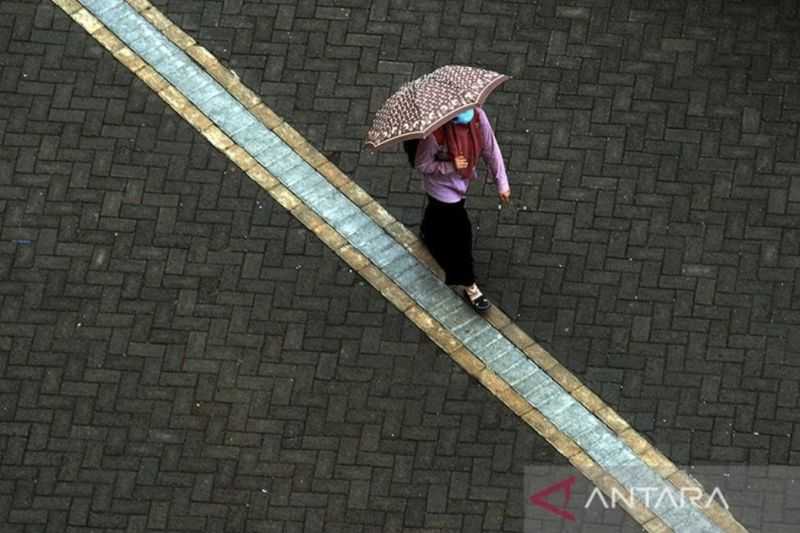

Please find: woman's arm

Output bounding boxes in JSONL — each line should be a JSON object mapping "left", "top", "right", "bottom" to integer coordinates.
{"left": 415, "top": 134, "right": 456, "bottom": 175}
{"left": 477, "top": 108, "right": 510, "bottom": 194}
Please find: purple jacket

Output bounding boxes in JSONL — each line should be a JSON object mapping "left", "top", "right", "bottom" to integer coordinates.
{"left": 414, "top": 107, "right": 509, "bottom": 203}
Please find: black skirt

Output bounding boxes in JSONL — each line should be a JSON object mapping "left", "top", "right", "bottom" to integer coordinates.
{"left": 420, "top": 195, "right": 475, "bottom": 286}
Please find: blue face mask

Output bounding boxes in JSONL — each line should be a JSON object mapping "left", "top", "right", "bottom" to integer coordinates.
{"left": 452, "top": 108, "right": 475, "bottom": 125}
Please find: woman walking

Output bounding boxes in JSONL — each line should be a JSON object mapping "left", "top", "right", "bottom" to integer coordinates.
{"left": 366, "top": 65, "right": 511, "bottom": 313}
{"left": 411, "top": 106, "right": 510, "bottom": 313}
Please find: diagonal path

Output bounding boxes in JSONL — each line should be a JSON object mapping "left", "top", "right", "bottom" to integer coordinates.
{"left": 53, "top": 0, "right": 747, "bottom": 531}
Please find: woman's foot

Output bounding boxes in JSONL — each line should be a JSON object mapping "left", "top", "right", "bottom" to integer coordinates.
{"left": 464, "top": 284, "right": 491, "bottom": 314}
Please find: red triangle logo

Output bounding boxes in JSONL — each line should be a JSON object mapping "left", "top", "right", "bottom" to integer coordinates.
{"left": 529, "top": 476, "right": 577, "bottom": 522}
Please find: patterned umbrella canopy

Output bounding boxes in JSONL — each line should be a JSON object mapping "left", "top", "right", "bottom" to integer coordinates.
{"left": 366, "top": 65, "right": 510, "bottom": 151}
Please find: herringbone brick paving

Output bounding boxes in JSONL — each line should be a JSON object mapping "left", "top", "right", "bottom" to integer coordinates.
{"left": 0, "top": 0, "right": 798, "bottom": 531}
{"left": 2, "top": 3, "right": 564, "bottom": 532}
{"left": 145, "top": 0, "right": 800, "bottom": 462}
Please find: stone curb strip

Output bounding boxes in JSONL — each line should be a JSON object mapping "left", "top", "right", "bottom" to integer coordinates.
{"left": 51, "top": 1, "right": 747, "bottom": 531}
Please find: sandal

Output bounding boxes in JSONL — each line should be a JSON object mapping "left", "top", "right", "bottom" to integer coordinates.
{"left": 463, "top": 289, "right": 491, "bottom": 314}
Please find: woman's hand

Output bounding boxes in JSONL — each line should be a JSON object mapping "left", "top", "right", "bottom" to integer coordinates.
{"left": 454, "top": 155, "right": 469, "bottom": 170}
{"left": 499, "top": 189, "right": 511, "bottom": 204}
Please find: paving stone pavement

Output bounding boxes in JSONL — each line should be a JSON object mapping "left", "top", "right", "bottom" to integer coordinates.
{"left": 146, "top": 0, "right": 800, "bottom": 465}
{"left": 0, "top": 0, "right": 799, "bottom": 532}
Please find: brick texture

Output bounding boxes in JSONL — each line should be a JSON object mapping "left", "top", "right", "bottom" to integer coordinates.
{"left": 2, "top": 0, "right": 799, "bottom": 531}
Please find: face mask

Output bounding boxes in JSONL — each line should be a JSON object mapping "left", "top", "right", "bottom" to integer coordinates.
{"left": 452, "top": 108, "right": 475, "bottom": 125}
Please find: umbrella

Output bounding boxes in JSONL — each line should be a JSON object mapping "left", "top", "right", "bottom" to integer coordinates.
{"left": 366, "top": 65, "right": 510, "bottom": 151}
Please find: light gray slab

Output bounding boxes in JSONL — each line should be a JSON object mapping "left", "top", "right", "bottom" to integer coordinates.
{"left": 100, "top": 5, "right": 140, "bottom": 35}
{"left": 183, "top": 75, "right": 225, "bottom": 107}
{"left": 233, "top": 123, "right": 281, "bottom": 157}
{"left": 300, "top": 188, "right": 340, "bottom": 217}
{"left": 436, "top": 302, "right": 479, "bottom": 330}
{"left": 324, "top": 203, "right": 364, "bottom": 228}
{"left": 537, "top": 386, "right": 577, "bottom": 419}
{"left": 380, "top": 246, "right": 420, "bottom": 277}
{"left": 408, "top": 274, "right": 456, "bottom": 309}
{"left": 371, "top": 241, "right": 410, "bottom": 269}
{"left": 551, "top": 402, "right": 603, "bottom": 441}
{"left": 356, "top": 233, "right": 397, "bottom": 261}
{"left": 101, "top": 10, "right": 142, "bottom": 45}
{"left": 525, "top": 378, "right": 570, "bottom": 410}
{"left": 426, "top": 291, "right": 468, "bottom": 318}
{"left": 462, "top": 332, "right": 503, "bottom": 358}
{"left": 319, "top": 199, "right": 369, "bottom": 233}
{"left": 520, "top": 375, "right": 561, "bottom": 405}
{"left": 436, "top": 310, "right": 477, "bottom": 337}
{"left": 462, "top": 325, "right": 504, "bottom": 352}
{"left": 82, "top": 0, "right": 125, "bottom": 16}
{"left": 353, "top": 230, "right": 394, "bottom": 256}
{"left": 502, "top": 360, "right": 540, "bottom": 386}
{"left": 262, "top": 151, "right": 303, "bottom": 175}
{"left": 340, "top": 217, "right": 382, "bottom": 244}
{"left": 488, "top": 352, "right": 528, "bottom": 376}
{"left": 412, "top": 284, "right": 454, "bottom": 310}
{"left": 470, "top": 334, "right": 516, "bottom": 364}
{"left": 168, "top": 65, "right": 213, "bottom": 98}
{"left": 513, "top": 370, "right": 549, "bottom": 400}
{"left": 108, "top": 10, "right": 169, "bottom": 58}
{"left": 212, "top": 103, "right": 259, "bottom": 139}
{"left": 333, "top": 211, "right": 373, "bottom": 239}
{"left": 284, "top": 170, "right": 329, "bottom": 198}
{"left": 280, "top": 160, "right": 321, "bottom": 190}
{"left": 148, "top": 42, "right": 194, "bottom": 73}
{"left": 223, "top": 114, "right": 265, "bottom": 146}
{"left": 279, "top": 162, "right": 322, "bottom": 194}
{"left": 382, "top": 247, "right": 423, "bottom": 276}
{"left": 585, "top": 435, "right": 635, "bottom": 470}
{"left": 135, "top": 38, "right": 183, "bottom": 71}
{"left": 404, "top": 272, "right": 446, "bottom": 302}
{"left": 450, "top": 315, "right": 486, "bottom": 339}
{"left": 254, "top": 142, "right": 300, "bottom": 170}
{"left": 392, "top": 262, "right": 431, "bottom": 288}
{"left": 570, "top": 421, "right": 609, "bottom": 451}
{"left": 613, "top": 462, "right": 664, "bottom": 493}
{"left": 199, "top": 92, "right": 245, "bottom": 124}
{"left": 227, "top": 119, "right": 265, "bottom": 145}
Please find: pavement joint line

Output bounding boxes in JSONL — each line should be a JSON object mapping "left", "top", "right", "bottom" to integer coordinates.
{"left": 54, "top": 1, "right": 749, "bottom": 531}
